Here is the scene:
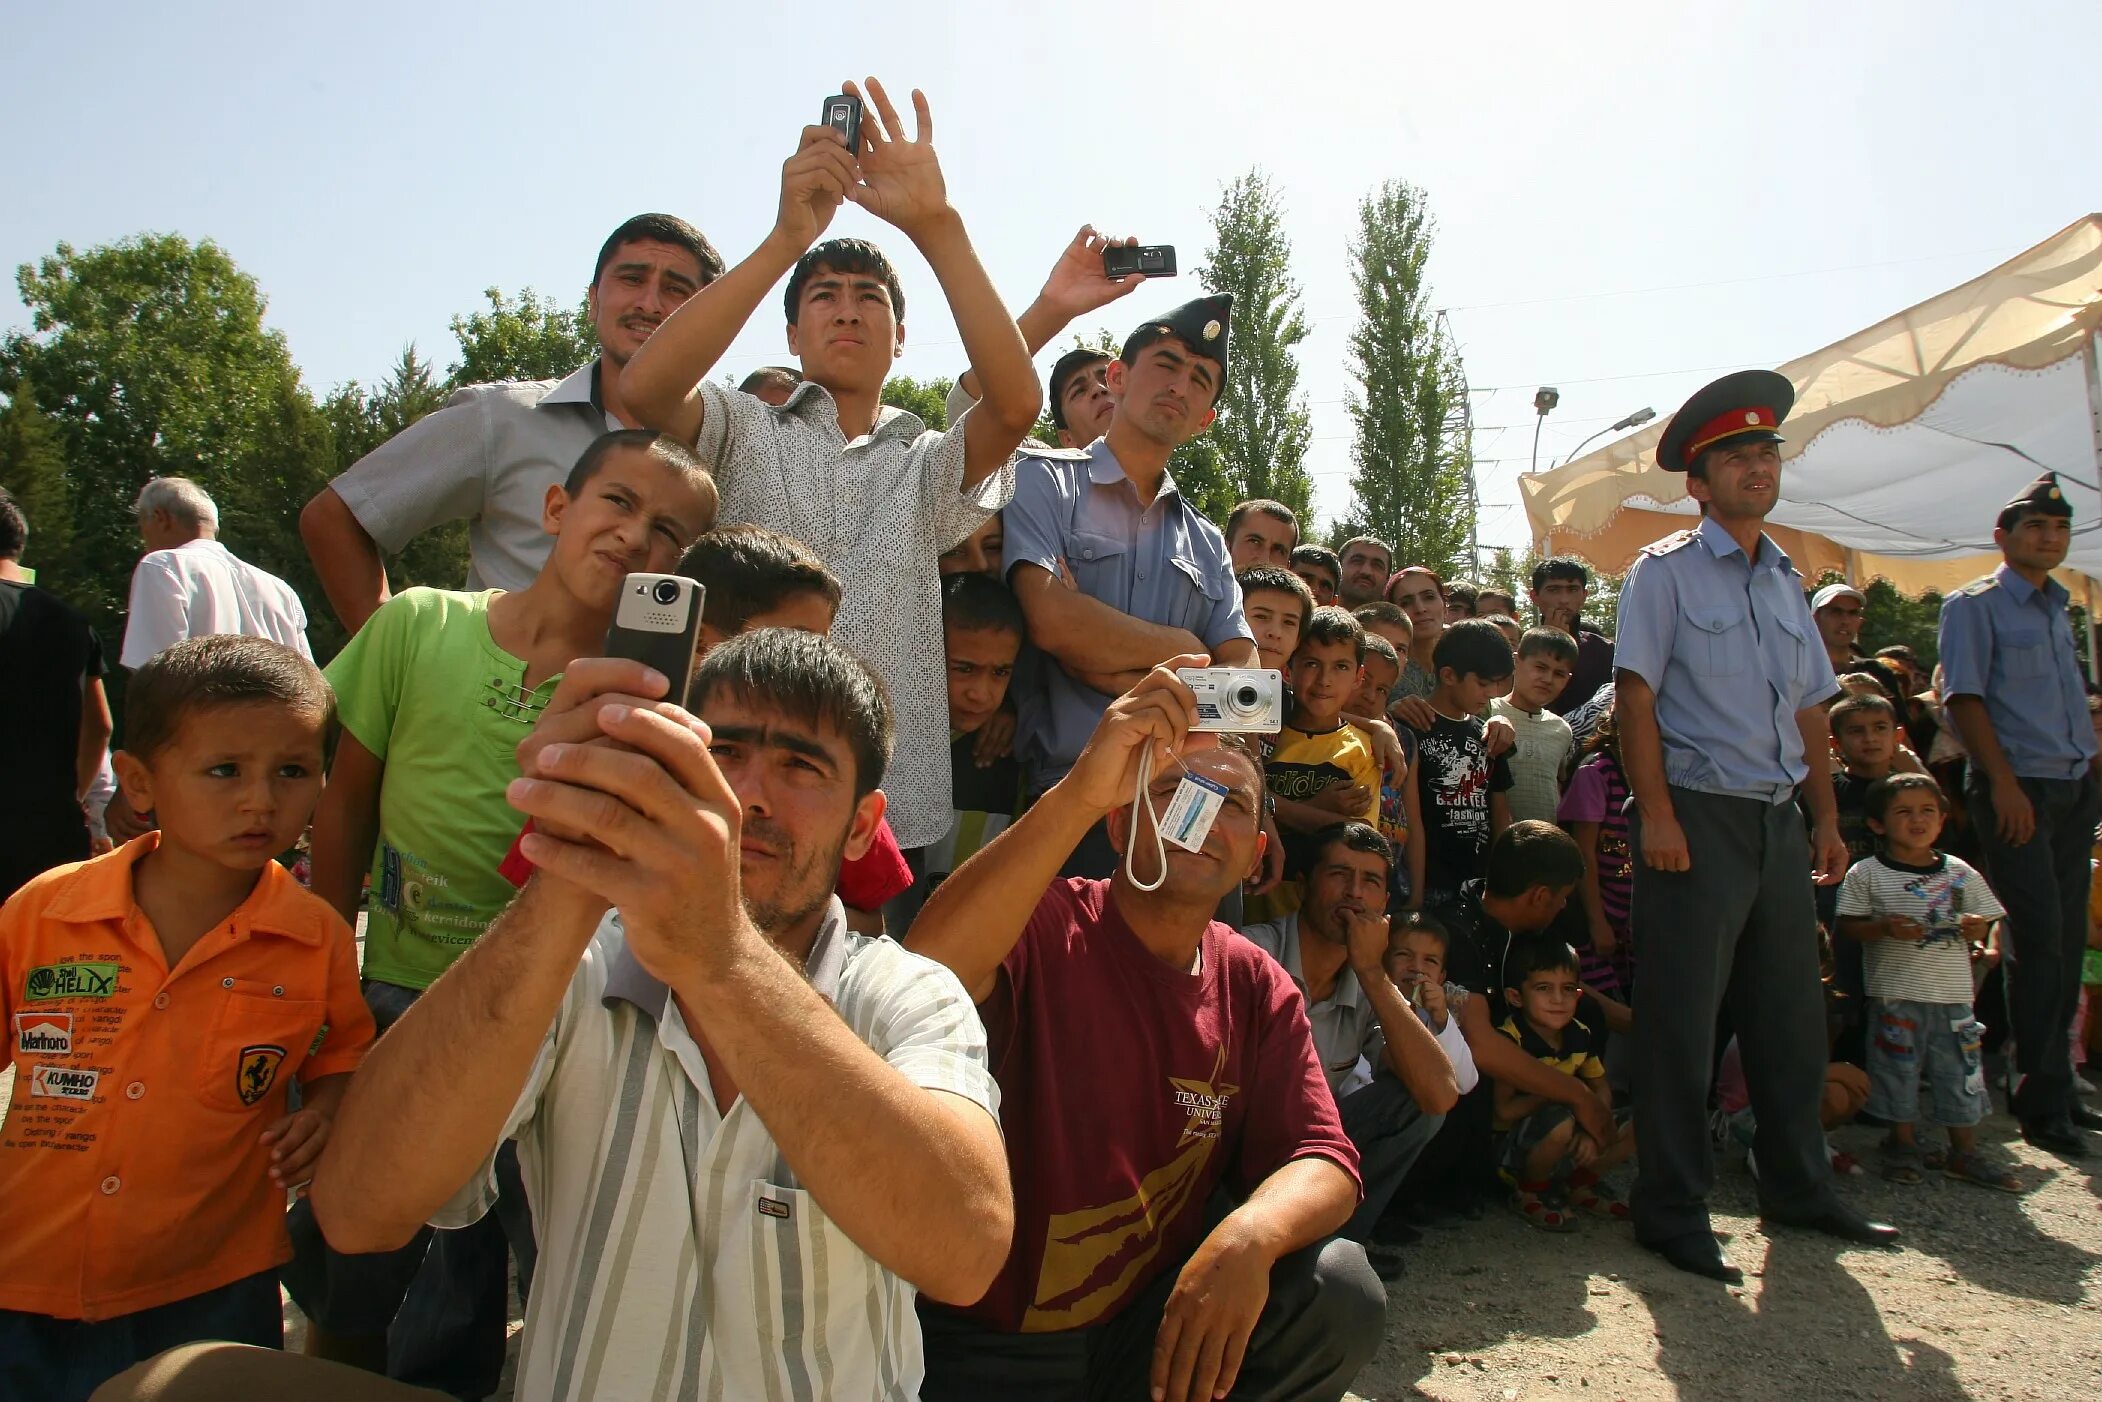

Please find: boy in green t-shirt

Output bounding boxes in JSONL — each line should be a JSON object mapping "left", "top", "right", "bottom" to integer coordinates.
{"left": 310, "top": 429, "right": 717, "bottom": 989}
{"left": 291, "top": 429, "right": 714, "bottom": 1373}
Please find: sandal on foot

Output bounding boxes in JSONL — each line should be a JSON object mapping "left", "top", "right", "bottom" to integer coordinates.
{"left": 1878, "top": 1141, "right": 1924, "bottom": 1185}
{"left": 1566, "top": 1174, "right": 1631, "bottom": 1220}
{"left": 1943, "top": 1149, "right": 2022, "bottom": 1193}
{"left": 1511, "top": 1182, "right": 1578, "bottom": 1233}
{"left": 1920, "top": 1146, "right": 1947, "bottom": 1172}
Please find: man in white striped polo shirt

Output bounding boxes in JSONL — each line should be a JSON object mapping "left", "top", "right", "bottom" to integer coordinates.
{"left": 98, "top": 630, "right": 1010, "bottom": 1401}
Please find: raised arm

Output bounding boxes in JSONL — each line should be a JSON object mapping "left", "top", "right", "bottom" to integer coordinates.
{"left": 909, "top": 659, "right": 1207, "bottom": 1000}
{"left": 623, "top": 128, "right": 861, "bottom": 444}
{"left": 955, "top": 225, "right": 1149, "bottom": 401}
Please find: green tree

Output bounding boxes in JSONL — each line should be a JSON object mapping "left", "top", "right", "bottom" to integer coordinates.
{"left": 1338, "top": 181, "right": 1474, "bottom": 573}
{"left": 447, "top": 288, "right": 597, "bottom": 387}
{"left": 1199, "top": 170, "right": 1313, "bottom": 520}
{"left": 880, "top": 373, "right": 955, "bottom": 431}
{"left": 0, "top": 380, "right": 78, "bottom": 595}
{"left": 0, "top": 234, "right": 316, "bottom": 632}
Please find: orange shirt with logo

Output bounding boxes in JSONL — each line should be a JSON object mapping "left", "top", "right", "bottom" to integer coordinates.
{"left": 0, "top": 837, "right": 375, "bottom": 1320}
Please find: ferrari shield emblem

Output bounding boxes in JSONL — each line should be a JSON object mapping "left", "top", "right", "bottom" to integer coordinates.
{"left": 237, "top": 1044, "right": 287, "bottom": 1106}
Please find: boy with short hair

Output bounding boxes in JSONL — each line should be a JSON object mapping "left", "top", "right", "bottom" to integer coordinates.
{"left": 1356, "top": 633, "right": 1401, "bottom": 720}
{"left": 1493, "top": 937, "right": 1636, "bottom": 1230}
{"left": 0, "top": 636, "right": 376, "bottom": 1398}
{"left": 1383, "top": 913, "right": 1480, "bottom": 1094}
{"left": 1352, "top": 600, "right": 1414, "bottom": 666}
{"left": 1823, "top": 690, "right": 1902, "bottom": 1062}
{"left": 1489, "top": 628, "right": 1577, "bottom": 824}
{"left": 922, "top": 572, "right": 1028, "bottom": 901}
{"left": 1248, "top": 606, "right": 1383, "bottom": 922}
{"left": 298, "top": 428, "right": 715, "bottom": 1375}
{"left": 1407, "top": 619, "right": 1516, "bottom": 908}
{"left": 1290, "top": 542, "right": 1342, "bottom": 607}
{"left": 1357, "top": 633, "right": 1421, "bottom": 909}
{"left": 1237, "top": 564, "right": 1314, "bottom": 673}
{"left": 1837, "top": 773, "right": 2019, "bottom": 1191}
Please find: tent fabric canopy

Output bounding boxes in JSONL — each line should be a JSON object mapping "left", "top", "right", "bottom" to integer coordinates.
{"left": 1521, "top": 215, "right": 2102, "bottom": 595}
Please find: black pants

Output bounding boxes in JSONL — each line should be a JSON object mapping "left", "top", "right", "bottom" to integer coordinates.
{"left": 1965, "top": 771, "right": 2101, "bottom": 1122}
{"left": 1630, "top": 787, "right": 1834, "bottom": 1244}
{"left": 0, "top": 1270, "right": 279, "bottom": 1402}
{"left": 917, "top": 1234, "right": 1381, "bottom": 1402}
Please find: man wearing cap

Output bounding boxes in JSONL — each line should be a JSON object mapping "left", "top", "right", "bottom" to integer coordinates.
{"left": 1811, "top": 582, "right": 1868, "bottom": 673}
{"left": 1002, "top": 295, "right": 1259, "bottom": 878}
{"left": 1938, "top": 472, "right": 2101, "bottom": 1155}
{"left": 1614, "top": 370, "right": 1897, "bottom": 1283}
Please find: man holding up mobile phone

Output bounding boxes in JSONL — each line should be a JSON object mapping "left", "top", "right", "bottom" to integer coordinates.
{"left": 620, "top": 77, "right": 1039, "bottom": 871}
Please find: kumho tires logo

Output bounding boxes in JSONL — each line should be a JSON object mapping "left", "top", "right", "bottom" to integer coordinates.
{"left": 25, "top": 962, "right": 120, "bottom": 1000}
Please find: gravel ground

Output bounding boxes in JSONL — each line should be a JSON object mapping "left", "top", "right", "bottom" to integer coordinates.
{"left": 1346, "top": 1107, "right": 2102, "bottom": 1401}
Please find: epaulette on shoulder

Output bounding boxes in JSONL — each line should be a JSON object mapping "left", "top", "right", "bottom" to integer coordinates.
{"left": 1641, "top": 530, "right": 1696, "bottom": 557}
{"left": 1952, "top": 575, "right": 1999, "bottom": 598}
{"left": 1015, "top": 441, "right": 1093, "bottom": 462}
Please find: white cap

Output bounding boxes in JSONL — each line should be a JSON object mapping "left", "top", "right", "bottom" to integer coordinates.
{"left": 1811, "top": 583, "right": 1865, "bottom": 611}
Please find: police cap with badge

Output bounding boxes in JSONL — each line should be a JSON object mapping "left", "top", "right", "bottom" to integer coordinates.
{"left": 1656, "top": 368, "right": 1795, "bottom": 473}
{"left": 1119, "top": 294, "right": 1232, "bottom": 383}
{"left": 1997, "top": 471, "right": 2073, "bottom": 528}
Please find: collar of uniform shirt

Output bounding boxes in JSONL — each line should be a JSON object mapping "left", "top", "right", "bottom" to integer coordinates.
{"left": 1993, "top": 559, "right": 2065, "bottom": 606}
{"left": 1696, "top": 513, "right": 1790, "bottom": 573}
{"left": 600, "top": 898, "right": 853, "bottom": 1018}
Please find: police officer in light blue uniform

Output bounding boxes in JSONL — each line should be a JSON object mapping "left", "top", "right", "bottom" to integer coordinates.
{"left": 1001, "top": 295, "right": 1259, "bottom": 879}
{"left": 1613, "top": 370, "right": 1898, "bottom": 1283}
{"left": 1937, "top": 471, "right": 2101, "bottom": 1156}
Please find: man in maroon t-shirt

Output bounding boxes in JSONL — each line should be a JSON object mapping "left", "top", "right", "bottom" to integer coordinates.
{"left": 908, "top": 660, "right": 1384, "bottom": 1402}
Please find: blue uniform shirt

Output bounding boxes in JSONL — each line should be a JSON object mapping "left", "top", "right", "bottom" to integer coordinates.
{"left": 1936, "top": 563, "right": 2096, "bottom": 780}
{"left": 1613, "top": 516, "right": 1838, "bottom": 801}
{"left": 1003, "top": 439, "right": 1250, "bottom": 792}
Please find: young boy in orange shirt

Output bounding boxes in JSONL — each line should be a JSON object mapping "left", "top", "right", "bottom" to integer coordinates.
{"left": 0, "top": 636, "right": 375, "bottom": 1400}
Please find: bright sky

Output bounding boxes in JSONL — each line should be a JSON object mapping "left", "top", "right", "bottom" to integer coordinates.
{"left": 7, "top": 0, "right": 2097, "bottom": 556}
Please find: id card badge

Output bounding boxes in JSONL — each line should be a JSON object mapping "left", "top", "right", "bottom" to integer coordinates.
{"left": 1160, "top": 772, "right": 1231, "bottom": 852}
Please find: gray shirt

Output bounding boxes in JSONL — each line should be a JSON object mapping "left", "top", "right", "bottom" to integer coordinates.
{"left": 1003, "top": 440, "right": 1250, "bottom": 792}
{"left": 693, "top": 379, "right": 1013, "bottom": 848}
{"left": 330, "top": 363, "right": 620, "bottom": 594}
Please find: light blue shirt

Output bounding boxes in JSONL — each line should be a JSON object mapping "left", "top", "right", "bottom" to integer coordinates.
{"left": 1613, "top": 516, "right": 1838, "bottom": 801}
{"left": 1936, "top": 563, "right": 2096, "bottom": 780}
{"left": 1003, "top": 439, "right": 1249, "bottom": 792}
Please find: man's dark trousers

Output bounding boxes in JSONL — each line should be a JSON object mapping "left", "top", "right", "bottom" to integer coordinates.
{"left": 1337, "top": 1074, "right": 1443, "bottom": 1242}
{"left": 916, "top": 1236, "right": 1383, "bottom": 1401}
{"left": 1965, "top": 771, "right": 2101, "bottom": 1122}
{"left": 1630, "top": 787, "right": 1834, "bottom": 1245}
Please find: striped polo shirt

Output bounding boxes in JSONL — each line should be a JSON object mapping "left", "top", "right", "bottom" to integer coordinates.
{"left": 433, "top": 901, "right": 999, "bottom": 1401}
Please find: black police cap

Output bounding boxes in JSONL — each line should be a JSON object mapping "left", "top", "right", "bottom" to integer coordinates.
{"left": 1656, "top": 369, "right": 1794, "bottom": 474}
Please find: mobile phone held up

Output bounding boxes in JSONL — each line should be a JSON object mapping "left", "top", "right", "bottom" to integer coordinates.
{"left": 603, "top": 574, "right": 705, "bottom": 709}
{"left": 822, "top": 93, "right": 862, "bottom": 153}
{"left": 1104, "top": 245, "right": 1176, "bottom": 279}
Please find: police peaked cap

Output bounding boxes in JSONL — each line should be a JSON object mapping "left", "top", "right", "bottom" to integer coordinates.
{"left": 1121, "top": 294, "right": 1232, "bottom": 375}
{"left": 1656, "top": 369, "right": 1794, "bottom": 473}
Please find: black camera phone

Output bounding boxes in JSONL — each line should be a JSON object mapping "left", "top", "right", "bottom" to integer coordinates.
{"left": 1103, "top": 245, "right": 1176, "bottom": 279}
{"left": 822, "top": 93, "right": 862, "bottom": 152}
{"left": 603, "top": 574, "right": 705, "bottom": 709}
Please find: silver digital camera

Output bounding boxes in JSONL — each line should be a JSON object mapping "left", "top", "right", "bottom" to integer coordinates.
{"left": 1178, "top": 667, "right": 1285, "bottom": 733}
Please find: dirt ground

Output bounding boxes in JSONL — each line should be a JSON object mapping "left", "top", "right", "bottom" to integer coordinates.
{"left": 1346, "top": 1107, "right": 2102, "bottom": 1402}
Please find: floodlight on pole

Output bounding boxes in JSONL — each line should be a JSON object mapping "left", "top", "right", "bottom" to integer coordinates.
{"left": 1557, "top": 405, "right": 1658, "bottom": 468}
{"left": 1529, "top": 386, "right": 1560, "bottom": 475}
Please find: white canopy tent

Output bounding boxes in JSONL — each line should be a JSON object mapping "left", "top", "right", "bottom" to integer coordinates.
{"left": 1519, "top": 215, "right": 2102, "bottom": 597}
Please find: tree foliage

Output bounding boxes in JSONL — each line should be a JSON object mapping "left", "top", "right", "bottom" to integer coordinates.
{"left": 447, "top": 287, "right": 597, "bottom": 387}
{"left": 0, "top": 379, "right": 78, "bottom": 596}
{"left": 880, "top": 373, "right": 955, "bottom": 431}
{"left": 1339, "top": 181, "right": 1474, "bottom": 573}
{"left": 0, "top": 234, "right": 320, "bottom": 632}
{"left": 1199, "top": 170, "right": 1313, "bottom": 523}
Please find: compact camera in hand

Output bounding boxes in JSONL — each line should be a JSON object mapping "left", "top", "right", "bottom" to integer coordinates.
{"left": 1178, "top": 667, "right": 1285, "bottom": 733}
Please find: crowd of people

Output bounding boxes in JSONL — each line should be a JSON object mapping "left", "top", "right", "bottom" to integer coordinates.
{"left": 3, "top": 80, "right": 2100, "bottom": 1402}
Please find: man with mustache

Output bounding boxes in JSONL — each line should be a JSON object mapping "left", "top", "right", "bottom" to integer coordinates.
{"left": 301, "top": 214, "right": 725, "bottom": 633}
{"left": 1615, "top": 370, "right": 1898, "bottom": 1283}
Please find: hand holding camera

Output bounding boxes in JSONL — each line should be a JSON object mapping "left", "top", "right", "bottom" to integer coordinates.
{"left": 1038, "top": 225, "right": 1152, "bottom": 321}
